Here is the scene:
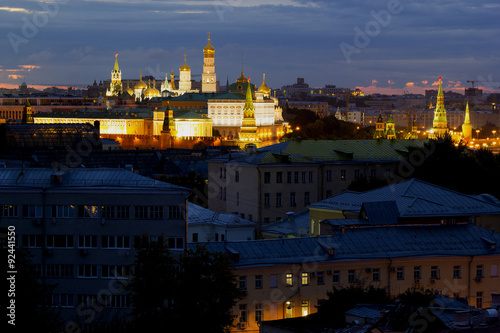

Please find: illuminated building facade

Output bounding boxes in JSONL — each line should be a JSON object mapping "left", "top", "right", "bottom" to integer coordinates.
{"left": 34, "top": 107, "right": 212, "bottom": 138}
{"left": 207, "top": 75, "right": 284, "bottom": 141}
{"left": 200, "top": 223, "right": 500, "bottom": 332}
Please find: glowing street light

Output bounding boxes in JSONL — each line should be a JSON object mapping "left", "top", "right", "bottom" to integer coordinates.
{"left": 476, "top": 129, "right": 480, "bottom": 140}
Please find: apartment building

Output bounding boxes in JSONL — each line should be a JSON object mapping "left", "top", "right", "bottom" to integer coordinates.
{"left": 207, "top": 139, "right": 427, "bottom": 223}
{"left": 200, "top": 224, "right": 500, "bottom": 332}
{"left": 0, "top": 168, "right": 190, "bottom": 329}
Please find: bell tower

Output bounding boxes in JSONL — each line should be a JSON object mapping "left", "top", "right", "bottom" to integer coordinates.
{"left": 202, "top": 32, "right": 217, "bottom": 93}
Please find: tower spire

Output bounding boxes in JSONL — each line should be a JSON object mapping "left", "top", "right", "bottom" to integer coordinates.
{"left": 114, "top": 53, "right": 119, "bottom": 71}
{"left": 464, "top": 100, "right": 470, "bottom": 124}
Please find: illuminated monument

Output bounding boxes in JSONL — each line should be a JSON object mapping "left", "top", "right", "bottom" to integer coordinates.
{"left": 430, "top": 77, "right": 448, "bottom": 138}
{"left": 106, "top": 54, "right": 122, "bottom": 97}
{"left": 202, "top": 32, "right": 217, "bottom": 93}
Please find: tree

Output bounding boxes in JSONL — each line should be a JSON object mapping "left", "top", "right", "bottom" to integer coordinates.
{"left": 176, "top": 244, "right": 242, "bottom": 333}
{"left": 316, "top": 283, "right": 389, "bottom": 328}
{"left": 126, "top": 233, "right": 178, "bottom": 331}
{"left": 127, "top": 238, "right": 241, "bottom": 333}
{"left": 404, "top": 135, "right": 500, "bottom": 199}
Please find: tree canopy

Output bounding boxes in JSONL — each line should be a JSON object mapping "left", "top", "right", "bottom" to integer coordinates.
{"left": 126, "top": 234, "right": 241, "bottom": 332}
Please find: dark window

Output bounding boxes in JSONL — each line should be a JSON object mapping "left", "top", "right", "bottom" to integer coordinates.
{"left": 276, "top": 172, "right": 283, "bottom": 184}
{"left": 264, "top": 172, "right": 271, "bottom": 184}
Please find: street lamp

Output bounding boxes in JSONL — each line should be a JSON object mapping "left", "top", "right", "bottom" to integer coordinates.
{"left": 476, "top": 129, "right": 480, "bottom": 140}
{"left": 493, "top": 130, "right": 497, "bottom": 138}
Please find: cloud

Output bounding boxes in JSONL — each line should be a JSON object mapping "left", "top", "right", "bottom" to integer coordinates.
{"left": 19, "top": 65, "right": 41, "bottom": 71}
{"left": 27, "top": 51, "right": 54, "bottom": 63}
{"left": 421, "top": 80, "right": 428, "bottom": 85}
{"left": 8, "top": 75, "right": 23, "bottom": 79}
{"left": 0, "top": 6, "right": 32, "bottom": 14}
{"left": 431, "top": 81, "right": 440, "bottom": 86}
{"left": 406, "top": 82, "right": 415, "bottom": 87}
{"left": 388, "top": 80, "right": 394, "bottom": 85}
{"left": 371, "top": 79, "right": 378, "bottom": 85}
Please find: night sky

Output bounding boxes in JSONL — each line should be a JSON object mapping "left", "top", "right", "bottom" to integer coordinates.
{"left": 1, "top": 0, "right": 499, "bottom": 94}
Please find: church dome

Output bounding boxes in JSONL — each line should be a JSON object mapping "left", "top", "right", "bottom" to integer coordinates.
{"left": 203, "top": 33, "right": 215, "bottom": 56}
{"left": 134, "top": 79, "right": 147, "bottom": 90}
{"left": 180, "top": 55, "right": 191, "bottom": 71}
{"left": 258, "top": 74, "right": 271, "bottom": 94}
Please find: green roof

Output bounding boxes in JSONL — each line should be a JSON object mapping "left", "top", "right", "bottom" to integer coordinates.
{"left": 174, "top": 110, "right": 205, "bottom": 119}
{"left": 214, "top": 139, "right": 429, "bottom": 165}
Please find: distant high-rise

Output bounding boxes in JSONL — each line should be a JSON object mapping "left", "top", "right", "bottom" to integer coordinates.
{"left": 431, "top": 77, "right": 448, "bottom": 138}
{"left": 202, "top": 32, "right": 217, "bottom": 93}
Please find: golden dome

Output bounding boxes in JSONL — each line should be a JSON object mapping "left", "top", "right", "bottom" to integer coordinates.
{"left": 134, "top": 71, "right": 147, "bottom": 90}
{"left": 151, "top": 80, "right": 160, "bottom": 96}
{"left": 203, "top": 32, "right": 215, "bottom": 55}
{"left": 258, "top": 74, "right": 271, "bottom": 94}
{"left": 179, "top": 54, "right": 191, "bottom": 71}
{"left": 143, "top": 79, "right": 155, "bottom": 97}
{"left": 236, "top": 71, "right": 248, "bottom": 83}
{"left": 125, "top": 80, "right": 134, "bottom": 96}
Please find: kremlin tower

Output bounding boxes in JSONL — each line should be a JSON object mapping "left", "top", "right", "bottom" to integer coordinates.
{"left": 106, "top": 54, "right": 122, "bottom": 97}
{"left": 202, "top": 32, "right": 217, "bottom": 93}
{"left": 462, "top": 101, "right": 473, "bottom": 140}
{"left": 238, "top": 78, "right": 259, "bottom": 143}
{"left": 374, "top": 111, "right": 384, "bottom": 139}
{"left": 430, "top": 77, "right": 448, "bottom": 138}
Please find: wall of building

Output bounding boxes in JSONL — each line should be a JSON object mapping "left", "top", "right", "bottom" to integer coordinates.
{"left": 231, "top": 256, "right": 500, "bottom": 332}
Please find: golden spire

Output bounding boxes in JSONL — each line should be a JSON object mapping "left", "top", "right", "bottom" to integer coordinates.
{"left": 236, "top": 53, "right": 247, "bottom": 83}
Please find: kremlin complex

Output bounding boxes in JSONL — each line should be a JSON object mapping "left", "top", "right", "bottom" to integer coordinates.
{"left": 30, "top": 33, "right": 287, "bottom": 149}
{"left": 0, "top": 33, "right": 495, "bottom": 150}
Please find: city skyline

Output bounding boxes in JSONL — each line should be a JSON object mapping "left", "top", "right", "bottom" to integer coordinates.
{"left": 1, "top": 0, "right": 500, "bottom": 94}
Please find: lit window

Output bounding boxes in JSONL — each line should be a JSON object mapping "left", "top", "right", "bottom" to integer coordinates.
{"left": 285, "top": 273, "right": 293, "bottom": 286}
{"left": 301, "top": 272, "right": 309, "bottom": 286}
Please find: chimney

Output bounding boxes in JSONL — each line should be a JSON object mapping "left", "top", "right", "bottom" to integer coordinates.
{"left": 491, "top": 293, "right": 500, "bottom": 309}
{"left": 453, "top": 311, "right": 471, "bottom": 329}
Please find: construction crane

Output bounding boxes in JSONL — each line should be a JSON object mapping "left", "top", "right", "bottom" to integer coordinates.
{"left": 467, "top": 80, "right": 480, "bottom": 88}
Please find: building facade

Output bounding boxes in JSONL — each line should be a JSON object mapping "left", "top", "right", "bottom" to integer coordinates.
{"left": 200, "top": 224, "right": 500, "bottom": 332}
{"left": 0, "top": 168, "right": 190, "bottom": 329}
{"left": 207, "top": 140, "right": 427, "bottom": 223}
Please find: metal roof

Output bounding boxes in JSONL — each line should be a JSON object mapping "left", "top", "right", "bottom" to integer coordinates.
{"left": 210, "top": 139, "right": 429, "bottom": 165}
{"left": 0, "top": 168, "right": 188, "bottom": 190}
{"left": 194, "top": 224, "right": 500, "bottom": 267}
{"left": 310, "top": 178, "right": 500, "bottom": 216}
{"left": 187, "top": 202, "right": 256, "bottom": 227}
{"left": 262, "top": 210, "right": 310, "bottom": 237}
